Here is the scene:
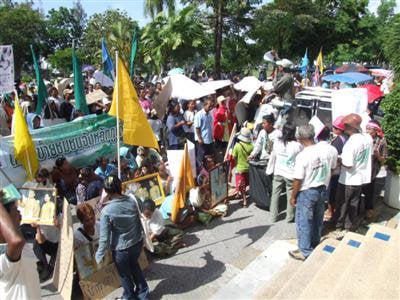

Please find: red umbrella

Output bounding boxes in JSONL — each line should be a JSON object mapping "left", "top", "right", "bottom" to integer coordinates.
{"left": 335, "top": 64, "right": 369, "bottom": 74}
{"left": 360, "top": 84, "right": 384, "bottom": 103}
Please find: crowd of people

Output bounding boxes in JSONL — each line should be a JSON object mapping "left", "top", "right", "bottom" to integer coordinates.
{"left": 0, "top": 58, "right": 392, "bottom": 299}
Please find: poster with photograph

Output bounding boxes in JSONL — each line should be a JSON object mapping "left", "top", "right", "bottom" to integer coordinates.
{"left": 209, "top": 161, "right": 229, "bottom": 207}
{"left": 18, "top": 187, "right": 57, "bottom": 225}
{"left": 74, "top": 239, "right": 113, "bottom": 280}
{"left": 122, "top": 173, "right": 165, "bottom": 206}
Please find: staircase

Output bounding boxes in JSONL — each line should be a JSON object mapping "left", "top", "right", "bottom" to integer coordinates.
{"left": 212, "top": 215, "right": 399, "bottom": 300}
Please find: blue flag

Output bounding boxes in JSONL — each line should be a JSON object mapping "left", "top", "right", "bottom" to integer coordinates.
{"left": 301, "top": 49, "right": 309, "bottom": 77}
{"left": 102, "top": 38, "right": 115, "bottom": 80}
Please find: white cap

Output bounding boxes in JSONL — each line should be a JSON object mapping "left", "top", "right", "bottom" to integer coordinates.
{"left": 276, "top": 59, "right": 293, "bottom": 68}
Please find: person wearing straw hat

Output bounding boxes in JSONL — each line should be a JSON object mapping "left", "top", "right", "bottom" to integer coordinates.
{"left": 0, "top": 189, "right": 41, "bottom": 299}
{"left": 331, "top": 113, "right": 373, "bottom": 234}
{"left": 232, "top": 127, "right": 254, "bottom": 207}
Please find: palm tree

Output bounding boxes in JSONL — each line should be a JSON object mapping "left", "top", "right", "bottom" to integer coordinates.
{"left": 144, "top": 0, "right": 176, "bottom": 19}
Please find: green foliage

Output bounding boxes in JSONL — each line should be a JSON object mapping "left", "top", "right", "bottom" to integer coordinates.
{"left": 141, "top": 5, "right": 208, "bottom": 74}
{"left": 44, "top": 3, "right": 87, "bottom": 51}
{"left": 47, "top": 48, "right": 84, "bottom": 76}
{"left": 144, "top": 0, "right": 175, "bottom": 19}
{"left": 0, "top": 2, "right": 46, "bottom": 77}
{"left": 381, "top": 86, "right": 400, "bottom": 174}
{"left": 80, "top": 9, "right": 138, "bottom": 67}
{"left": 383, "top": 13, "right": 400, "bottom": 78}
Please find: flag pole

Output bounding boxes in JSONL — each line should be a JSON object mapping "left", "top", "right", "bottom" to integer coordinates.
{"left": 115, "top": 51, "right": 121, "bottom": 179}
{"left": 25, "top": 148, "right": 33, "bottom": 178}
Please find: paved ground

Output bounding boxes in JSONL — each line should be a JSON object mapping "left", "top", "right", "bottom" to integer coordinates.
{"left": 38, "top": 196, "right": 296, "bottom": 299}
{"left": 37, "top": 177, "right": 398, "bottom": 299}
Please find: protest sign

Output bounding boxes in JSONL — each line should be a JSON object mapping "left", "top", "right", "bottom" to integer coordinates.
{"left": 86, "top": 89, "right": 108, "bottom": 105}
{"left": 167, "top": 140, "right": 196, "bottom": 180}
{"left": 52, "top": 199, "right": 74, "bottom": 299}
{"left": 331, "top": 88, "right": 368, "bottom": 123}
{"left": 0, "top": 114, "right": 119, "bottom": 187}
{"left": 0, "top": 45, "right": 14, "bottom": 94}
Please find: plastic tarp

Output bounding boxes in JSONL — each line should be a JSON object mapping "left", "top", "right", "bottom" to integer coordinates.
{"left": 200, "top": 80, "right": 232, "bottom": 92}
{"left": 322, "top": 72, "right": 373, "bottom": 84}
{"left": 234, "top": 76, "right": 262, "bottom": 92}
{"left": 164, "top": 74, "right": 215, "bottom": 99}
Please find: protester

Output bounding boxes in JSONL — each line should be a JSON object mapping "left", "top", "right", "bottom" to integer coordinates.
{"left": 51, "top": 156, "right": 79, "bottom": 203}
{"left": 266, "top": 123, "right": 303, "bottom": 222}
{"left": 142, "top": 199, "right": 185, "bottom": 257}
{"left": 232, "top": 127, "right": 254, "bottom": 207}
{"left": 26, "top": 112, "right": 43, "bottom": 131}
{"left": 22, "top": 168, "right": 54, "bottom": 189}
{"left": 148, "top": 109, "right": 164, "bottom": 149}
{"left": 248, "top": 114, "right": 281, "bottom": 162}
{"left": 32, "top": 219, "right": 60, "bottom": 282}
{"left": 96, "top": 175, "right": 149, "bottom": 300}
{"left": 166, "top": 100, "right": 186, "bottom": 150}
{"left": 47, "top": 87, "right": 64, "bottom": 111}
{"left": 213, "top": 96, "right": 229, "bottom": 159}
{"left": 289, "top": 124, "right": 337, "bottom": 260}
{"left": 74, "top": 203, "right": 99, "bottom": 247}
{"left": 325, "top": 116, "right": 348, "bottom": 221}
{"left": 183, "top": 100, "right": 196, "bottom": 143}
{"left": 0, "top": 191, "right": 41, "bottom": 299}
{"left": 362, "top": 119, "right": 387, "bottom": 218}
{"left": 194, "top": 98, "right": 214, "bottom": 166}
{"left": 60, "top": 89, "right": 74, "bottom": 122}
{"left": 95, "top": 156, "right": 116, "bottom": 180}
{"left": 271, "top": 59, "right": 294, "bottom": 102}
{"left": 331, "top": 113, "right": 373, "bottom": 234}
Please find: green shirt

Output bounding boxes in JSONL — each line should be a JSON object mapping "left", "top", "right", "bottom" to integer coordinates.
{"left": 232, "top": 141, "right": 254, "bottom": 173}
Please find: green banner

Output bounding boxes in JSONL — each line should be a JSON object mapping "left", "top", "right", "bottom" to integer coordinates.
{"left": 0, "top": 114, "right": 119, "bottom": 187}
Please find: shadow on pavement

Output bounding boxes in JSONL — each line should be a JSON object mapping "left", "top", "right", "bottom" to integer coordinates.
{"left": 235, "top": 225, "right": 271, "bottom": 247}
{"left": 147, "top": 251, "right": 225, "bottom": 299}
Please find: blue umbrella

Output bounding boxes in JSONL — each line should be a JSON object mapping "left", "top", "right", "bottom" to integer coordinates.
{"left": 322, "top": 72, "right": 373, "bottom": 84}
{"left": 82, "top": 64, "right": 95, "bottom": 72}
{"left": 168, "top": 67, "right": 184, "bottom": 76}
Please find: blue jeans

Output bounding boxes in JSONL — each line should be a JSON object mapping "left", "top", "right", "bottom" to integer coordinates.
{"left": 112, "top": 240, "right": 149, "bottom": 300}
{"left": 296, "top": 186, "right": 326, "bottom": 257}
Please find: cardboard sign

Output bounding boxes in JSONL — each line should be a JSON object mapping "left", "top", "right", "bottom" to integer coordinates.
{"left": 153, "top": 78, "right": 173, "bottom": 119}
{"left": 86, "top": 89, "right": 108, "bottom": 105}
{"left": 79, "top": 263, "right": 121, "bottom": 299}
{"left": 52, "top": 199, "right": 74, "bottom": 299}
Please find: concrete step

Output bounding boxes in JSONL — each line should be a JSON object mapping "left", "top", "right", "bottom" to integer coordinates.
{"left": 297, "top": 232, "right": 366, "bottom": 299}
{"left": 273, "top": 238, "right": 340, "bottom": 299}
{"left": 385, "top": 211, "right": 400, "bottom": 229}
{"left": 210, "top": 240, "right": 297, "bottom": 300}
{"left": 254, "top": 257, "right": 302, "bottom": 299}
{"left": 330, "top": 225, "right": 399, "bottom": 299}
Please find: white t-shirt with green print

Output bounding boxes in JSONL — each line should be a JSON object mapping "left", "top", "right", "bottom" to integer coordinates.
{"left": 339, "top": 133, "right": 373, "bottom": 186}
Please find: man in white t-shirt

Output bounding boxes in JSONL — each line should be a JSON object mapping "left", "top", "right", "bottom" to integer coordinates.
{"left": 288, "top": 124, "right": 338, "bottom": 260}
{"left": 0, "top": 190, "right": 41, "bottom": 299}
{"left": 332, "top": 113, "right": 373, "bottom": 232}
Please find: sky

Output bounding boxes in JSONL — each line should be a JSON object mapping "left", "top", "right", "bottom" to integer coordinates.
{"left": 21, "top": 0, "right": 400, "bottom": 27}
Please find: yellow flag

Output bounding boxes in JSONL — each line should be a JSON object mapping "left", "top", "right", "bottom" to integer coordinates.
{"left": 316, "top": 48, "right": 323, "bottom": 74}
{"left": 171, "top": 144, "right": 195, "bottom": 223}
{"left": 109, "top": 58, "right": 159, "bottom": 150}
{"left": 13, "top": 99, "right": 39, "bottom": 180}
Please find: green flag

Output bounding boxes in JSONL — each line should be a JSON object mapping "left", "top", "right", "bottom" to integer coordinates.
{"left": 30, "top": 45, "right": 47, "bottom": 115}
{"left": 129, "top": 29, "right": 137, "bottom": 79}
{"left": 72, "top": 48, "right": 89, "bottom": 115}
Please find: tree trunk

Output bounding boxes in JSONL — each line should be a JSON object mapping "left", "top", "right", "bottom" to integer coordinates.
{"left": 214, "top": 0, "right": 223, "bottom": 80}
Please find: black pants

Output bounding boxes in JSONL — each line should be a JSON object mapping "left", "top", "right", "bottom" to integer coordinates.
{"left": 33, "top": 240, "right": 58, "bottom": 268}
{"left": 196, "top": 142, "right": 214, "bottom": 167}
{"left": 362, "top": 180, "right": 375, "bottom": 210}
{"left": 332, "top": 183, "right": 362, "bottom": 230}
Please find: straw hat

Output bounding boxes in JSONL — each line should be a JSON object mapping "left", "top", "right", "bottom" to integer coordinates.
{"left": 237, "top": 127, "right": 252, "bottom": 143}
{"left": 217, "top": 95, "right": 226, "bottom": 104}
